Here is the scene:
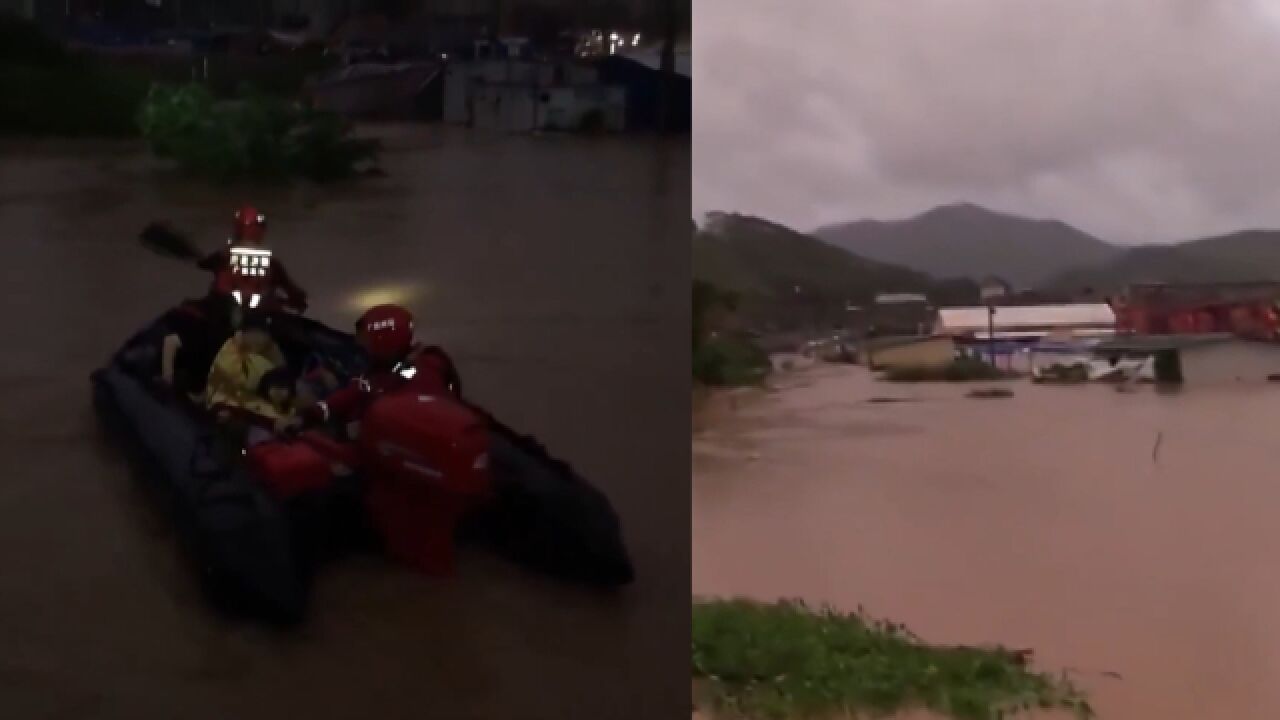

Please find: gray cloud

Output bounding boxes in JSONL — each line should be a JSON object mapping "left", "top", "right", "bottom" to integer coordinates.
{"left": 693, "top": 0, "right": 1280, "bottom": 243}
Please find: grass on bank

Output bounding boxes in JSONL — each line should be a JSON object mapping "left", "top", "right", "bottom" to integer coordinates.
{"left": 693, "top": 599, "right": 1093, "bottom": 720}
{"left": 881, "top": 357, "right": 1014, "bottom": 384}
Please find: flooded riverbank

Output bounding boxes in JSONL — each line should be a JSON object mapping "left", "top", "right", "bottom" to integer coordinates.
{"left": 694, "top": 363, "right": 1280, "bottom": 718}
{"left": 0, "top": 126, "right": 689, "bottom": 719}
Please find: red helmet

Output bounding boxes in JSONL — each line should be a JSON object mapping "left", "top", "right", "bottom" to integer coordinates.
{"left": 231, "top": 204, "right": 267, "bottom": 245}
{"left": 356, "top": 304, "right": 415, "bottom": 365}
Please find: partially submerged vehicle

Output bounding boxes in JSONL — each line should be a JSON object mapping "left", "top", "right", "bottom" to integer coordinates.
{"left": 92, "top": 307, "right": 633, "bottom": 623}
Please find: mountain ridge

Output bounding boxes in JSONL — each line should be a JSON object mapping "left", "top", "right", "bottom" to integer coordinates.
{"left": 811, "top": 203, "right": 1120, "bottom": 288}
{"left": 808, "top": 203, "right": 1280, "bottom": 292}
{"left": 693, "top": 212, "right": 979, "bottom": 330}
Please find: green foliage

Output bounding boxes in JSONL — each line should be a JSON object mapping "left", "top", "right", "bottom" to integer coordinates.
{"left": 694, "top": 279, "right": 737, "bottom": 347}
{"left": 882, "top": 356, "right": 1011, "bottom": 383}
{"left": 0, "top": 15, "right": 149, "bottom": 136}
{"left": 692, "top": 598, "right": 1093, "bottom": 720}
{"left": 694, "top": 279, "right": 768, "bottom": 386}
{"left": 694, "top": 334, "right": 770, "bottom": 386}
{"left": 138, "top": 83, "right": 380, "bottom": 183}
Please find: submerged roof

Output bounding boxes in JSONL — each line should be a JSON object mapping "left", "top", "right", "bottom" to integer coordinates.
{"left": 1093, "top": 333, "right": 1233, "bottom": 353}
{"left": 937, "top": 304, "right": 1116, "bottom": 333}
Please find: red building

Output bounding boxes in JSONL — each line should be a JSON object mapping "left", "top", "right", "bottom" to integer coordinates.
{"left": 1111, "top": 282, "right": 1280, "bottom": 340}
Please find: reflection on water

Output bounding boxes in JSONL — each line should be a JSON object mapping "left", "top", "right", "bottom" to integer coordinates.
{"left": 694, "top": 364, "right": 1280, "bottom": 719}
{"left": 0, "top": 126, "right": 689, "bottom": 719}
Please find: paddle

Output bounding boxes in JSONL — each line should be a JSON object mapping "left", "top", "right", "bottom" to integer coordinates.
{"left": 139, "top": 222, "right": 206, "bottom": 263}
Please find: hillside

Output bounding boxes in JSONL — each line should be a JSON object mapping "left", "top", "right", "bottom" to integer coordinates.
{"left": 813, "top": 203, "right": 1119, "bottom": 288}
{"left": 1047, "top": 229, "right": 1280, "bottom": 292}
{"left": 693, "top": 212, "right": 977, "bottom": 330}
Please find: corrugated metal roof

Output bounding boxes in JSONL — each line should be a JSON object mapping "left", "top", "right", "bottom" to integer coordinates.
{"left": 937, "top": 304, "right": 1116, "bottom": 333}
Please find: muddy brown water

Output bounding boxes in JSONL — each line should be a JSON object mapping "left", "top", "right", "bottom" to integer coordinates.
{"left": 693, "top": 364, "right": 1280, "bottom": 719}
{"left": 0, "top": 127, "right": 689, "bottom": 719}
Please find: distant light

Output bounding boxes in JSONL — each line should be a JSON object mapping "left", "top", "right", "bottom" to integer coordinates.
{"left": 609, "top": 31, "right": 619, "bottom": 41}
{"left": 441, "top": 52, "right": 448, "bottom": 60}
{"left": 345, "top": 283, "right": 424, "bottom": 313}
{"left": 632, "top": 33, "right": 640, "bottom": 46}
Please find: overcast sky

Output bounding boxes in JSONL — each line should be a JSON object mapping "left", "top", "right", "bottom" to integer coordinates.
{"left": 693, "top": 0, "right": 1280, "bottom": 244}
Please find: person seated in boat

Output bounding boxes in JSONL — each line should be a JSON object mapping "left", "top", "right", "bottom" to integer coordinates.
{"left": 299, "top": 304, "right": 459, "bottom": 429}
{"left": 160, "top": 293, "right": 238, "bottom": 397}
{"left": 206, "top": 312, "right": 289, "bottom": 426}
{"left": 237, "top": 367, "right": 305, "bottom": 445}
{"left": 198, "top": 204, "right": 309, "bottom": 315}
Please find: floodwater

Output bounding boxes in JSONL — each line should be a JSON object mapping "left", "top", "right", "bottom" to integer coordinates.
{"left": 0, "top": 126, "right": 689, "bottom": 719}
{"left": 693, "top": 363, "right": 1280, "bottom": 719}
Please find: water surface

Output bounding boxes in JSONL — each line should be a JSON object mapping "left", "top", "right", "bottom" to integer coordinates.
{"left": 694, "top": 365, "right": 1280, "bottom": 718}
{"left": 0, "top": 126, "right": 689, "bottom": 719}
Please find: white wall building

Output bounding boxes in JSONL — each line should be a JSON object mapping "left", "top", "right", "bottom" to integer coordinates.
{"left": 443, "top": 59, "right": 625, "bottom": 132}
{"left": 935, "top": 303, "right": 1117, "bottom": 340}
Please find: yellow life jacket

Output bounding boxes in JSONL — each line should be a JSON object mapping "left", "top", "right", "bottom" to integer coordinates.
{"left": 205, "top": 336, "right": 284, "bottom": 420}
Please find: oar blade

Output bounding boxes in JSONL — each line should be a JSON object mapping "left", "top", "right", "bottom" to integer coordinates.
{"left": 140, "top": 222, "right": 202, "bottom": 261}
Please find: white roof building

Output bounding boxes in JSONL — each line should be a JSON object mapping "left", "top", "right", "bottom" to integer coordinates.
{"left": 935, "top": 303, "right": 1117, "bottom": 338}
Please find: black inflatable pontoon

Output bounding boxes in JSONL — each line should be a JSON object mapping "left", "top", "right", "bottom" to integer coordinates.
{"left": 91, "top": 308, "right": 633, "bottom": 623}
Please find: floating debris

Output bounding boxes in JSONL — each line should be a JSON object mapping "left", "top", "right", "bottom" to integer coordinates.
{"left": 967, "top": 386, "right": 1015, "bottom": 399}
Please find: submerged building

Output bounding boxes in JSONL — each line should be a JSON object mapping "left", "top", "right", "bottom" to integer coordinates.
{"left": 442, "top": 53, "right": 626, "bottom": 132}
{"left": 860, "top": 335, "right": 957, "bottom": 371}
{"left": 1093, "top": 334, "right": 1280, "bottom": 385}
{"left": 1111, "top": 282, "right": 1280, "bottom": 340}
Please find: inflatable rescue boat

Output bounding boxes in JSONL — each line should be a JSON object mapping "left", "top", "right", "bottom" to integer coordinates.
{"left": 91, "top": 307, "right": 634, "bottom": 623}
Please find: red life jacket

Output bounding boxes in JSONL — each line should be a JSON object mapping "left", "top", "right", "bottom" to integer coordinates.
{"left": 211, "top": 246, "right": 278, "bottom": 311}
{"left": 310, "top": 346, "right": 458, "bottom": 426}
{"left": 360, "top": 347, "right": 455, "bottom": 398}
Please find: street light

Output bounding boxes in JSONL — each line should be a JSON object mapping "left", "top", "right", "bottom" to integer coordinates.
{"left": 987, "top": 303, "right": 997, "bottom": 366}
{"left": 980, "top": 280, "right": 1006, "bottom": 367}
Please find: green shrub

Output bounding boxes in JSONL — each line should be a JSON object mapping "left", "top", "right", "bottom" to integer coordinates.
{"left": 883, "top": 356, "right": 1011, "bottom": 383}
{"left": 137, "top": 83, "right": 381, "bottom": 183}
{"left": 693, "top": 598, "right": 1093, "bottom": 720}
{"left": 694, "top": 334, "right": 770, "bottom": 386}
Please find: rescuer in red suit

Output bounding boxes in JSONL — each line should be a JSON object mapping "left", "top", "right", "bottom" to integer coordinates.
{"left": 198, "top": 204, "right": 309, "bottom": 313}
{"left": 300, "top": 304, "right": 460, "bottom": 428}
